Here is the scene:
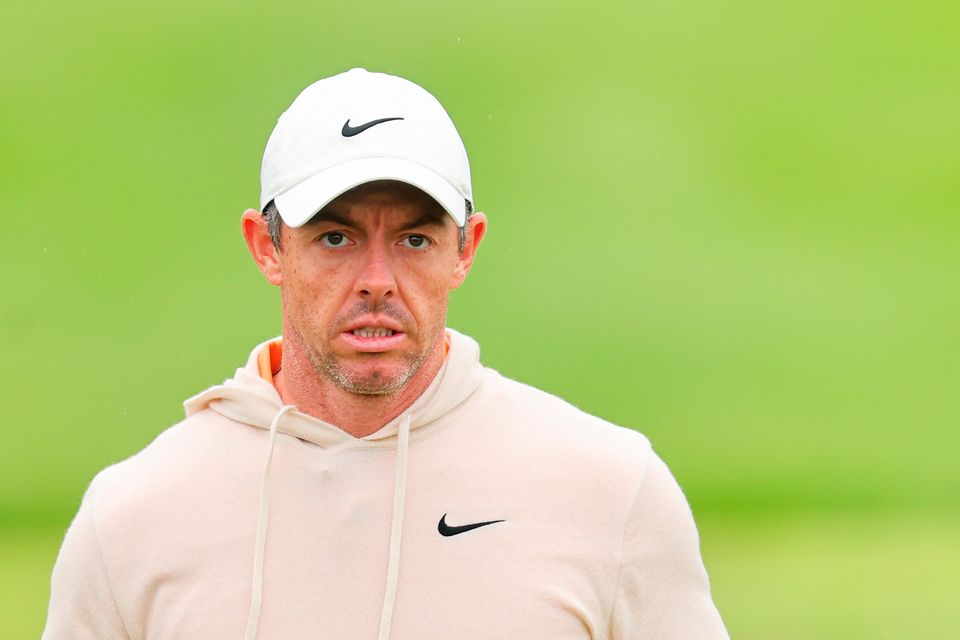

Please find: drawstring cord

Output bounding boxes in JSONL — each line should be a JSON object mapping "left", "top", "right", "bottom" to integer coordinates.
{"left": 377, "top": 413, "right": 412, "bottom": 640}
{"left": 244, "top": 404, "right": 296, "bottom": 640}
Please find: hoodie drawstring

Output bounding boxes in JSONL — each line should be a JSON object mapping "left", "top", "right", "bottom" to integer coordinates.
{"left": 244, "top": 404, "right": 295, "bottom": 640}
{"left": 376, "top": 413, "right": 412, "bottom": 640}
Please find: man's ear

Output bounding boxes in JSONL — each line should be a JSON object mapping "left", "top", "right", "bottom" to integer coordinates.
{"left": 241, "top": 209, "right": 283, "bottom": 286}
{"left": 451, "top": 212, "right": 488, "bottom": 288}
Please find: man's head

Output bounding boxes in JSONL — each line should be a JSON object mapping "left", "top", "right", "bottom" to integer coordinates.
{"left": 242, "top": 70, "right": 486, "bottom": 398}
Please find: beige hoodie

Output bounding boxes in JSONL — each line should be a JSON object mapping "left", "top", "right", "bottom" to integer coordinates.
{"left": 43, "top": 329, "right": 728, "bottom": 639}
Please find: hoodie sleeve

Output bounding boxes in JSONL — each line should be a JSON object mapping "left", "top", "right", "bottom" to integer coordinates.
{"left": 608, "top": 452, "right": 729, "bottom": 640}
{"left": 42, "top": 480, "right": 130, "bottom": 640}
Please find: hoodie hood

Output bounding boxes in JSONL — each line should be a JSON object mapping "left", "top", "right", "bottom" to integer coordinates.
{"left": 183, "top": 327, "right": 485, "bottom": 446}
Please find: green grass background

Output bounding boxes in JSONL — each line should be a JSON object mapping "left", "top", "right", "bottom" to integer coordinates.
{"left": 2, "top": 0, "right": 958, "bottom": 637}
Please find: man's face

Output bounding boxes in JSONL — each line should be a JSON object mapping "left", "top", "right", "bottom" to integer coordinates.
{"left": 267, "top": 182, "right": 480, "bottom": 395}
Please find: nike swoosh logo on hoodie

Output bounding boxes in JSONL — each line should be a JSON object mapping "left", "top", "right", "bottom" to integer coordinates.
{"left": 438, "top": 513, "right": 505, "bottom": 537}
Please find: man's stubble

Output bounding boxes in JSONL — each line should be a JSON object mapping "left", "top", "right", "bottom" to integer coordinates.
{"left": 295, "top": 300, "right": 445, "bottom": 396}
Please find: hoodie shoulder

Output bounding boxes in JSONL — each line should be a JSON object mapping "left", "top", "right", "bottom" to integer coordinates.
{"left": 472, "top": 366, "right": 653, "bottom": 483}
{"left": 83, "top": 409, "right": 262, "bottom": 534}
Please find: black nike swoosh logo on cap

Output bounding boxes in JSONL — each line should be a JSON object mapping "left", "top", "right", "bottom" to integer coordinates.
{"left": 341, "top": 117, "right": 404, "bottom": 137}
{"left": 438, "top": 513, "right": 505, "bottom": 537}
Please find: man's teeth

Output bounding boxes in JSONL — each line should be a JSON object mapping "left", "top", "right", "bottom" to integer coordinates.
{"left": 352, "top": 327, "right": 395, "bottom": 338}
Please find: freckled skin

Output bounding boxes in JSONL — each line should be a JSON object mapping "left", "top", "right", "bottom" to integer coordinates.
{"left": 242, "top": 182, "right": 487, "bottom": 436}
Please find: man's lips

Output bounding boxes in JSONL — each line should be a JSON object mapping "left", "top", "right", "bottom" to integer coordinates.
{"left": 340, "top": 324, "right": 407, "bottom": 352}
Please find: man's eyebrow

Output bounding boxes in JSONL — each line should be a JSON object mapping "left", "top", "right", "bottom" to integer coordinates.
{"left": 398, "top": 211, "right": 448, "bottom": 231}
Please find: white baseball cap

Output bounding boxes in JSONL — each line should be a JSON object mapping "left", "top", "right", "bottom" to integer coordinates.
{"left": 259, "top": 68, "right": 473, "bottom": 227}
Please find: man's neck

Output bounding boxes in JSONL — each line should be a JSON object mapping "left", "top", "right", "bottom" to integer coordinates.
{"left": 273, "top": 337, "right": 446, "bottom": 438}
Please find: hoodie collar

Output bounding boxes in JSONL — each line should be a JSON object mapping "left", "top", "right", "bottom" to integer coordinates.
{"left": 183, "top": 328, "right": 484, "bottom": 448}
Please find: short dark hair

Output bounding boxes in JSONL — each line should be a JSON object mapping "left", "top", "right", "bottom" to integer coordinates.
{"left": 262, "top": 200, "right": 284, "bottom": 249}
{"left": 261, "top": 192, "right": 471, "bottom": 252}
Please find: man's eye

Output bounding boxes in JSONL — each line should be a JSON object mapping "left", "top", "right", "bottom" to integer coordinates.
{"left": 402, "top": 235, "right": 430, "bottom": 249}
{"left": 320, "top": 232, "right": 349, "bottom": 247}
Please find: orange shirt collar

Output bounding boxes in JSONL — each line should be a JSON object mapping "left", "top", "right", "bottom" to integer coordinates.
{"left": 256, "top": 339, "right": 283, "bottom": 384}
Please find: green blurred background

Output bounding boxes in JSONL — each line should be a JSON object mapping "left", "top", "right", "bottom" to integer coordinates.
{"left": 2, "top": 0, "right": 958, "bottom": 637}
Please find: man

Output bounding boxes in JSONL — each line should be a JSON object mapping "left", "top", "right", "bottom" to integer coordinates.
{"left": 44, "top": 68, "right": 728, "bottom": 639}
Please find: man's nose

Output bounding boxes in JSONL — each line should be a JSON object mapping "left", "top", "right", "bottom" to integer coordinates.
{"left": 356, "top": 244, "right": 397, "bottom": 304}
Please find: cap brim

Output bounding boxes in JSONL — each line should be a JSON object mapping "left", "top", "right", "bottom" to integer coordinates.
{"left": 272, "top": 157, "right": 467, "bottom": 227}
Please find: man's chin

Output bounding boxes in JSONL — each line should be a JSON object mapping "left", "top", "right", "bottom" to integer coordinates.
{"left": 338, "top": 373, "right": 409, "bottom": 396}
{"left": 321, "top": 360, "right": 419, "bottom": 396}
{"left": 309, "top": 334, "right": 443, "bottom": 396}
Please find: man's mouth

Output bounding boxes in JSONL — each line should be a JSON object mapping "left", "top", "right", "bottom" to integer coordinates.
{"left": 341, "top": 324, "right": 406, "bottom": 352}
{"left": 351, "top": 327, "right": 396, "bottom": 338}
